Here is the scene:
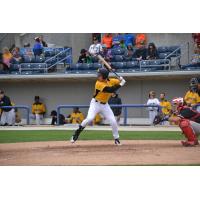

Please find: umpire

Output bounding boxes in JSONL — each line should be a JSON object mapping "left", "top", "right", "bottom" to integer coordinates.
{"left": 108, "top": 92, "right": 122, "bottom": 125}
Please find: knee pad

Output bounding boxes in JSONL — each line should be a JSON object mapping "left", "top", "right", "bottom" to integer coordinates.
{"left": 179, "top": 119, "right": 196, "bottom": 142}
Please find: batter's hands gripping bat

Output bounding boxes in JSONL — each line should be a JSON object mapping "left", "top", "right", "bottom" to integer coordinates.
{"left": 97, "top": 54, "right": 121, "bottom": 80}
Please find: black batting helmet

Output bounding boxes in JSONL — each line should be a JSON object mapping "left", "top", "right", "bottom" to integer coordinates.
{"left": 97, "top": 68, "right": 109, "bottom": 79}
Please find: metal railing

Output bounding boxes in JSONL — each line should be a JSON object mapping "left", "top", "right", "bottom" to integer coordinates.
{"left": 57, "top": 104, "right": 161, "bottom": 125}
{"left": 0, "top": 105, "right": 30, "bottom": 124}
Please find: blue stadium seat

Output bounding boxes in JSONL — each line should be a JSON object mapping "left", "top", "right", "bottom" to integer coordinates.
{"left": 159, "top": 52, "right": 171, "bottom": 59}
{"left": 44, "top": 48, "right": 55, "bottom": 57}
{"left": 157, "top": 46, "right": 169, "bottom": 53}
{"left": 21, "top": 63, "right": 32, "bottom": 69}
{"left": 23, "top": 55, "right": 35, "bottom": 63}
{"left": 10, "top": 64, "right": 20, "bottom": 71}
{"left": 35, "top": 56, "right": 45, "bottom": 63}
{"left": 111, "top": 48, "right": 125, "bottom": 55}
{"left": 113, "top": 55, "right": 124, "bottom": 62}
{"left": 126, "top": 61, "right": 140, "bottom": 69}
{"left": 111, "top": 62, "right": 126, "bottom": 69}
{"left": 92, "top": 63, "right": 102, "bottom": 70}
{"left": 91, "top": 56, "right": 99, "bottom": 63}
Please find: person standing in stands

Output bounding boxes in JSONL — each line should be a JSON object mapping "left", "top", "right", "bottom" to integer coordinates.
{"left": 146, "top": 43, "right": 158, "bottom": 60}
{"left": 124, "top": 33, "right": 135, "bottom": 47}
{"left": 147, "top": 91, "right": 160, "bottom": 125}
{"left": 39, "top": 35, "right": 48, "bottom": 47}
{"left": 2, "top": 47, "right": 13, "bottom": 68}
{"left": 32, "top": 96, "right": 46, "bottom": 125}
{"left": 0, "top": 90, "right": 13, "bottom": 126}
{"left": 102, "top": 33, "right": 113, "bottom": 49}
{"left": 50, "top": 110, "right": 66, "bottom": 125}
{"left": 135, "top": 33, "right": 147, "bottom": 48}
{"left": 108, "top": 92, "right": 122, "bottom": 125}
{"left": 88, "top": 37, "right": 103, "bottom": 55}
{"left": 33, "top": 37, "right": 43, "bottom": 56}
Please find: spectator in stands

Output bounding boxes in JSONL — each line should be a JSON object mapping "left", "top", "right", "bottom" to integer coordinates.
{"left": 112, "top": 33, "right": 124, "bottom": 48}
{"left": 159, "top": 93, "right": 172, "bottom": 125}
{"left": 124, "top": 43, "right": 134, "bottom": 61}
{"left": 192, "top": 33, "right": 200, "bottom": 54}
{"left": 134, "top": 45, "right": 147, "bottom": 61}
{"left": 33, "top": 37, "right": 43, "bottom": 56}
{"left": 39, "top": 35, "right": 48, "bottom": 47}
{"left": 88, "top": 37, "right": 103, "bottom": 55}
{"left": 23, "top": 43, "right": 34, "bottom": 57}
{"left": 101, "top": 44, "right": 112, "bottom": 62}
{"left": 147, "top": 91, "right": 160, "bottom": 125}
{"left": 11, "top": 47, "right": 22, "bottom": 64}
{"left": 120, "top": 39, "right": 126, "bottom": 49}
{"left": 146, "top": 43, "right": 158, "bottom": 60}
{"left": 108, "top": 92, "right": 122, "bottom": 125}
{"left": 102, "top": 33, "right": 113, "bottom": 49}
{"left": 135, "top": 33, "right": 147, "bottom": 48}
{"left": 2, "top": 47, "right": 12, "bottom": 68}
{"left": 124, "top": 33, "right": 135, "bottom": 47}
{"left": 0, "top": 90, "right": 13, "bottom": 126}
{"left": 77, "top": 49, "right": 92, "bottom": 63}
{"left": 31, "top": 96, "right": 46, "bottom": 125}
{"left": 67, "top": 107, "right": 84, "bottom": 124}
{"left": 50, "top": 110, "right": 66, "bottom": 125}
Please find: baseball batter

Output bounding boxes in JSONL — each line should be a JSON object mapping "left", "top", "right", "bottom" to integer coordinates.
{"left": 70, "top": 68, "right": 126, "bottom": 145}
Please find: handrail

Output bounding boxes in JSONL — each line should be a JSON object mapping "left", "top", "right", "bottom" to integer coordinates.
{"left": 165, "top": 46, "right": 182, "bottom": 59}
{"left": 57, "top": 104, "right": 161, "bottom": 125}
{"left": 0, "top": 105, "right": 30, "bottom": 124}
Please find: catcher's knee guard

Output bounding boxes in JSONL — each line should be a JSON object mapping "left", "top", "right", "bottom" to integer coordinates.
{"left": 179, "top": 119, "right": 197, "bottom": 142}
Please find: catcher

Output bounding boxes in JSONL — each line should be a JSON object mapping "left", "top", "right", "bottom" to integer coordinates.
{"left": 154, "top": 97, "right": 200, "bottom": 147}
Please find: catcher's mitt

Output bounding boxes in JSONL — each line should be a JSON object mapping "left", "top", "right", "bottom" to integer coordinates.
{"left": 153, "top": 115, "right": 163, "bottom": 125}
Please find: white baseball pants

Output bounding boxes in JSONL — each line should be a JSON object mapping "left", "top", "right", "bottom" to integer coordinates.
{"left": 0, "top": 109, "right": 15, "bottom": 125}
{"left": 81, "top": 98, "right": 119, "bottom": 139}
{"left": 149, "top": 110, "right": 158, "bottom": 125}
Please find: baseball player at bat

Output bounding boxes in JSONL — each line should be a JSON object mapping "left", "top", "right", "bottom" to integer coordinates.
{"left": 70, "top": 68, "right": 126, "bottom": 145}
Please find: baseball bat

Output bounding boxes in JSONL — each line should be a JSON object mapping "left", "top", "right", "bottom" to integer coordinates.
{"left": 97, "top": 55, "right": 121, "bottom": 79}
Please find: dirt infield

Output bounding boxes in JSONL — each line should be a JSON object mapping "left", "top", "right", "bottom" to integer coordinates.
{"left": 0, "top": 140, "right": 200, "bottom": 165}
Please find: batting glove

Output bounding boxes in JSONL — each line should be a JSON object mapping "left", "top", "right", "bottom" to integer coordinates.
{"left": 119, "top": 77, "right": 126, "bottom": 86}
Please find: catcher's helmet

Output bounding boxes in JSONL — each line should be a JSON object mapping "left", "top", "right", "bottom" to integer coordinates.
{"left": 172, "top": 97, "right": 183, "bottom": 105}
{"left": 97, "top": 68, "right": 109, "bottom": 79}
{"left": 190, "top": 77, "right": 198, "bottom": 87}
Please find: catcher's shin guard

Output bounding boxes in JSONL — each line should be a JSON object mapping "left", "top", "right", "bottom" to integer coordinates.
{"left": 71, "top": 125, "right": 85, "bottom": 143}
{"left": 179, "top": 119, "right": 197, "bottom": 145}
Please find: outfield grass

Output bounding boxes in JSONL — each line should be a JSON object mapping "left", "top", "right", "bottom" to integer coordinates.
{"left": 0, "top": 130, "right": 184, "bottom": 143}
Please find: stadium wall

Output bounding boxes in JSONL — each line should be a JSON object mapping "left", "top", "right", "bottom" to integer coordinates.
{"left": 0, "top": 77, "right": 190, "bottom": 118}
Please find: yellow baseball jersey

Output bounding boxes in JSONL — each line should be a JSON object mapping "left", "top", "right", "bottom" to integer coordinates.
{"left": 70, "top": 112, "right": 84, "bottom": 124}
{"left": 32, "top": 103, "right": 46, "bottom": 114}
{"left": 160, "top": 100, "right": 172, "bottom": 115}
{"left": 184, "top": 91, "right": 200, "bottom": 106}
{"left": 93, "top": 78, "right": 120, "bottom": 103}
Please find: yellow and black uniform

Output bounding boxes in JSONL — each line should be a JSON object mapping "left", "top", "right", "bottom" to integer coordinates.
{"left": 32, "top": 102, "right": 46, "bottom": 114}
{"left": 184, "top": 90, "right": 200, "bottom": 106}
{"left": 93, "top": 78, "right": 120, "bottom": 104}
{"left": 160, "top": 100, "right": 172, "bottom": 116}
{"left": 69, "top": 112, "right": 85, "bottom": 124}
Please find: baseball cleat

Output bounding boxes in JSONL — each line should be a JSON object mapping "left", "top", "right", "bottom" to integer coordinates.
{"left": 70, "top": 125, "right": 85, "bottom": 143}
{"left": 181, "top": 140, "right": 196, "bottom": 147}
{"left": 115, "top": 139, "right": 121, "bottom": 145}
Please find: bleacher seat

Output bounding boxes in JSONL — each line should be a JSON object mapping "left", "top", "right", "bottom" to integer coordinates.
{"left": 35, "top": 56, "right": 45, "bottom": 63}
{"left": 92, "top": 63, "right": 102, "bottom": 70}
{"left": 111, "top": 62, "right": 126, "bottom": 69}
{"left": 111, "top": 48, "right": 125, "bottom": 55}
{"left": 10, "top": 64, "right": 20, "bottom": 71}
{"left": 157, "top": 46, "right": 169, "bottom": 53}
{"left": 126, "top": 61, "right": 140, "bottom": 69}
{"left": 159, "top": 52, "right": 171, "bottom": 59}
{"left": 44, "top": 48, "right": 55, "bottom": 57}
{"left": 23, "top": 55, "right": 35, "bottom": 63}
{"left": 113, "top": 55, "right": 124, "bottom": 62}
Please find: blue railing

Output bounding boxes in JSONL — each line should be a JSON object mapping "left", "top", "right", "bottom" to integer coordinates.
{"left": 0, "top": 105, "right": 30, "bottom": 124}
{"left": 57, "top": 104, "right": 161, "bottom": 125}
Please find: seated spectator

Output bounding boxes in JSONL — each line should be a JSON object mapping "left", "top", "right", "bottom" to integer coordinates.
{"left": 67, "top": 107, "right": 84, "bottom": 124}
{"left": 112, "top": 33, "right": 124, "bottom": 48}
{"left": 88, "top": 37, "right": 103, "bottom": 55}
{"left": 147, "top": 91, "right": 160, "bottom": 125}
{"left": 23, "top": 43, "right": 34, "bottom": 57}
{"left": 124, "top": 43, "right": 134, "bottom": 61}
{"left": 108, "top": 92, "right": 122, "bottom": 125}
{"left": 2, "top": 47, "right": 13, "bottom": 68}
{"left": 135, "top": 33, "right": 147, "bottom": 48}
{"left": 11, "top": 47, "right": 22, "bottom": 64}
{"left": 39, "top": 35, "right": 48, "bottom": 47}
{"left": 192, "top": 33, "right": 200, "bottom": 54}
{"left": 159, "top": 93, "right": 172, "bottom": 125}
{"left": 33, "top": 37, "right": 43, "bottom": 56}
{"left": 184, "top": 86, "right": 200, "bottom": 107}
{"left": 134, "top": 45, "right": 147, "bottom": 61}
{"left": 101, "top": 44, "right": 112, "bottom": 62}
{"left": 0, "top": 90, "right": 13, "bottom": 126}
{"left": 31, "top": 96, "right": 46, "bottom": 125}
{"left": 50, "top": 110, "right": 66, "bottom": 125}
{"left": 93, "top": 113, "right": 103, "bottom": 125}
{"left": 102, "top": 33, "right": 113, "bottom": 49}
{"left": 146, "top": 43, "right": 158, "bottom": 60}
{"left": 119, "top": 39, "right": 126, "bottom": 49}
{"left": 124, "top": 33, "right": 135, "bottom": 47}
{"left": 77, "top": 49, "right": 92, "bottom": 63}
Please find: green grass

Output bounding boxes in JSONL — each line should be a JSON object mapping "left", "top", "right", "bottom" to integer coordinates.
{"left": 0, "top": 130, "right": 184, "bottom": 143}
